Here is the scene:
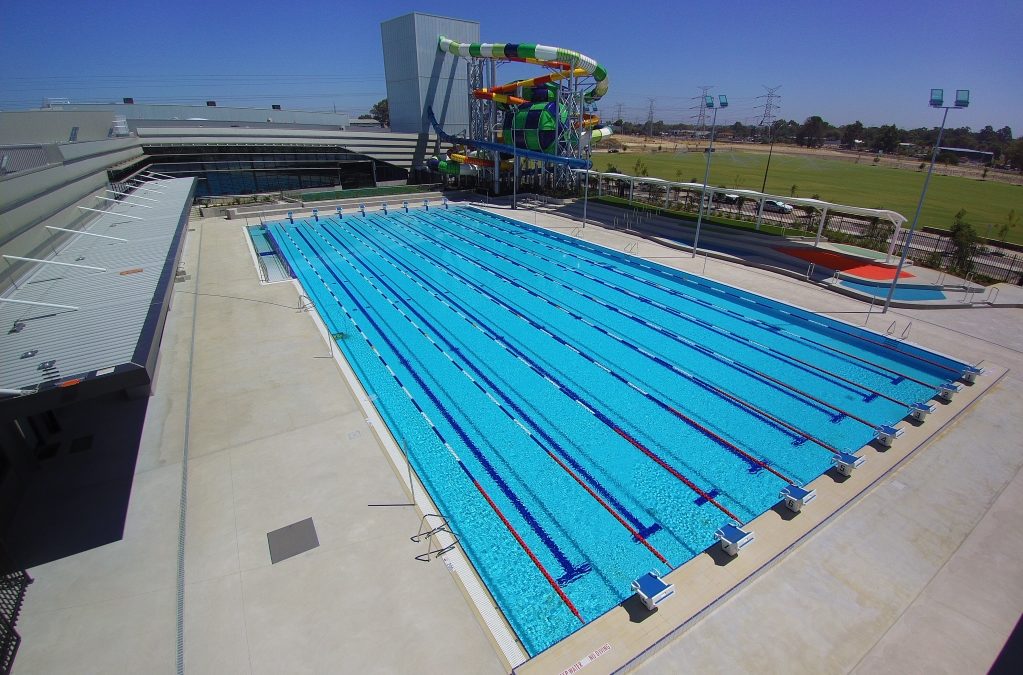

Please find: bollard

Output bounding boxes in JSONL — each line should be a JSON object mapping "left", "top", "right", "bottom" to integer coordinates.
{"left": 312, "top": 208, "right": 319, "bottom": 222}
{"left": 287, "top": 211, "right": 293, "bottom": 223}
{"left": 403, "top": 200, "right": 409, "bottom": 213}
{"left": 360, "top": 203, "right": 366, "bottom": 216}
{"left": 336, "top": 206, "right": 343, "bottom": 219}
{"left": 424, "top": 199, "right": 429, "bottom": 211}
{"left": 382, "top": 203, "right": 388, "bottom": 215}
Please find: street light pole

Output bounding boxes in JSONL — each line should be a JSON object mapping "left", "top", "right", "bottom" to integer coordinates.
{"left": 693, "top": 94, "right": 727, "bottom": 257}
{"left": 882, "top": 88, "right": 969, "bottom": 313}
{"left": 760, "top": 127, "right": 776, "bottom": 194}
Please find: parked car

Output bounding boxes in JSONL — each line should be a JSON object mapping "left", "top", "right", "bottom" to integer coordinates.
{"left": 763, "top": 199, "right": 793, "bottom": 213}
{"left": 702, "top": 192, "right": 741, "bottom": 208}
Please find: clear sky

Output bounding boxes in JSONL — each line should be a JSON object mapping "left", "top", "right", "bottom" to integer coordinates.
{"left": 1, "top": 0, "right": 1019, "bottom": 133}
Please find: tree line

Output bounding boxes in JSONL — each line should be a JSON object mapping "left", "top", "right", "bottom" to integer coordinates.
{"left": 613, "top": 117, "right": 1021, "bottom": 170}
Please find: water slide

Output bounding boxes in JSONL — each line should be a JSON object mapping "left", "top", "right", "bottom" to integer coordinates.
{"left": 427, "top": 36, "right": 613, "bottom": 175}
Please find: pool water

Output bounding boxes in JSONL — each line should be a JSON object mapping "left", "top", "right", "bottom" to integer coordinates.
{"left": 841, "top": 278, "right": 947, "bottom": 301}
{"left": 267, "top": 206, "right": 966, "bottom": 655}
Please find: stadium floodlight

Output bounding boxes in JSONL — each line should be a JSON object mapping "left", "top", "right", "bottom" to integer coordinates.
{"left": 692, "top": 94, "right": 729, "bottom": 257}
{"left": 883, "top": 88, "right": 970, "bottom": 312}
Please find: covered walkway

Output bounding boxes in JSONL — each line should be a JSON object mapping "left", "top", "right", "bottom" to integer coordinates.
{"left": 577, "top": 169, "right": 910, "bottom": 261}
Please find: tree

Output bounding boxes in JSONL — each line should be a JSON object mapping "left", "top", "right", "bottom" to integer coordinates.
{"left": 872, "top": 124, "right": 901, "bottom": 154}
{"left": 841, "top": 121, "right": 864, "bottom": 149}
{"left": 997, "top": 209, "right": 1019, "bottom": 245}
{"left": 795, "top": 116, "right": 828, "bottom": 148}
{"left": 370, "top": 99, "right": 389, "bottom": 127}
{"left": 1005, "top": 139, "right": 1023, "bottom": 171}
{"left": 949, "top": 209, "right": 980, "bottom": 274}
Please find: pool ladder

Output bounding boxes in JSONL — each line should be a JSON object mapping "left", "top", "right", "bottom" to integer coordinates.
{"left": 412, "top": 513, "right": 459, "bottom": 562}
{"left": 885, "top": 320, "right": 912, "bottom": 340}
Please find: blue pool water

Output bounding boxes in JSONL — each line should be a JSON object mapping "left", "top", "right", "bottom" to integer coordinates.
{"left": 267, "top": 206, "right": 967, "bottom": 655}
{"left": 841, "top": 278, "right": 947, "bottom": 301}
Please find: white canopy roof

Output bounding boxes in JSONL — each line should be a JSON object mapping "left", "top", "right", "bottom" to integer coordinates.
{"left": 575, "top": 169, "right": 907, "bottom": 225}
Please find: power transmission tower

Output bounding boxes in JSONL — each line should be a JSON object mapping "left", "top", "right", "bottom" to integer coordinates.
{"left": 690, "top": 86, "right": 713, "bottom": 136}
{"left": 645, "top": 98, "right": 655, "bottom": 138}
{"left": 613, "top": 103, "right": 624, "bottom": 125}
{"left": 756, "top": 85, "right": 782, "bottom": 132}
{"left": 755, "top": 85, "right": 783, "bottom": 193}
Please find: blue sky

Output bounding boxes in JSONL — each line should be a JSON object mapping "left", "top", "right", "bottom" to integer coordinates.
{"left": 1, "top": 0, "right": 1019, "bottom": 132}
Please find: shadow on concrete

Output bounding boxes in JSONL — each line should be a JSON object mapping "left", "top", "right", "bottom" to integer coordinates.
{"left": 704, "top": 544, "right": 737, "bottom": 567}
{"left": 769, "top": 502, "right": 801, "bottom": 522}
{"left": 621, "top": 594, "right": 658, "bottom": 624}
{"left": 867, "top": 439, "right": 892, "bottom": 453}
{"left": 826, "top": 467, "right": 851, "bottom": 484}
{"left": 1, "top": 393, "right": 149, "bottom": 569}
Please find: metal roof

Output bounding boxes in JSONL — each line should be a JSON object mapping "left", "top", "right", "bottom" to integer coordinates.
{"left": 1, "top": 177, "right": 194, "bottom": 393}
{"left": 938, "top": 146, "right": 994, "bottom": 156}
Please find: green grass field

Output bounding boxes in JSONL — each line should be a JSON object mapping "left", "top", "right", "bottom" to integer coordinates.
{"left": 596, "top": 151, "right": 1023, "bottom": 244}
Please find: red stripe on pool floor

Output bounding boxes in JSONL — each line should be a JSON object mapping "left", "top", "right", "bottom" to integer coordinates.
{"left": 776, "top": 247, "right": 914, "bottom": 280}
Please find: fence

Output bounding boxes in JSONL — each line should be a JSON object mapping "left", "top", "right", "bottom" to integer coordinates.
{"left": 0, "top": 545, "right": 32, "bottom": 675}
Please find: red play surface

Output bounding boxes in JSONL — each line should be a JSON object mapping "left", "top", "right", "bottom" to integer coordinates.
{"left": 776, "top": 247, "right": 914, "bottom": 280}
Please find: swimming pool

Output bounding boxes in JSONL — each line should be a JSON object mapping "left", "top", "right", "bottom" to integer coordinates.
{"left": 266, "top": 206, "right": 967, "bottom": 655}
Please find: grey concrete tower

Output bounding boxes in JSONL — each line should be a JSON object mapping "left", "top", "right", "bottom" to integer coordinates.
{"left": 380, "top": 13, "right": 479, "bottom": 136}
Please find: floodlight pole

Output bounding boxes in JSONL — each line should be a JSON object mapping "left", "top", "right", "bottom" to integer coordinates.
{"left": 882, "top": 89, "right": 967, "bottom": 313}
{"left": 760, "top": 129, "right": 776, "bottom": 194}
{"left": 582, "top": 147, "right": 591, "bottom": 228}
{"left": 693, "top": 95, "right": 726, "bottom": 257}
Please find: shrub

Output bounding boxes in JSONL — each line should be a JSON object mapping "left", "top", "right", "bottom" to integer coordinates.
{"left": 948, "top": 209, "right": 980, "bottom": 274}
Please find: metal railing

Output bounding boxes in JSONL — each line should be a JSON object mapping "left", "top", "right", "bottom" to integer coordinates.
{"left": 411, "top": 513, "right": 459, "bottom": 562}
{"left": 0, "top": 546, "right": 32, "bottom": 675}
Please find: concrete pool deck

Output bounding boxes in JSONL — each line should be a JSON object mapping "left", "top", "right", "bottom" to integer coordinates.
{"left": 12, "top": 200, "right": 1023, "bottom": 674}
